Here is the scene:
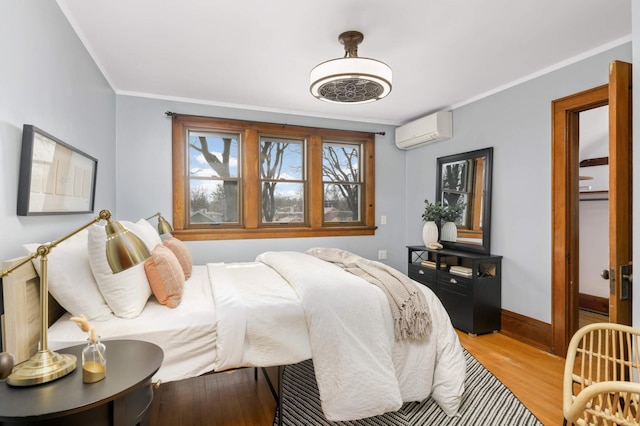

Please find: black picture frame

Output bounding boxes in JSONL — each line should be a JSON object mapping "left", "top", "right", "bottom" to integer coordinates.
{"left": 17, "top": 125, "right": 98, "bottom": 216}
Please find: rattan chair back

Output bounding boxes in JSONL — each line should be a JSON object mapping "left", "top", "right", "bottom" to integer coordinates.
{"left": 563, "top": 322, "right": 640, "bottom": 425}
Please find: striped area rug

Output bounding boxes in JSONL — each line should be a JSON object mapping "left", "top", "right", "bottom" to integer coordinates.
{"left": 274, "top": 350, "right": 543, "bottom": 425}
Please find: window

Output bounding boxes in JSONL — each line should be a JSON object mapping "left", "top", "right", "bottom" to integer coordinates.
{"left": 188, "top": 130, "right": 241, "bottom": 225}
{"left": 171, "top": 115, "right": 376, "bottom": 240}
{"left": 322, "top": 141, "right": 363, "bottom": 224}
{"left": 260, "top": 136, "right": 306, "bottom": 225}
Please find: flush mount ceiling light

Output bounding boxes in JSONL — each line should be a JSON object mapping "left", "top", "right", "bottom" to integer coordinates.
{"left": 310, "top": 31, "right": 392, "bottom": 104}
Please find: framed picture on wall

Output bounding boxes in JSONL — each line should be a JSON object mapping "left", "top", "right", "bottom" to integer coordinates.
{"left": 17, "top": 125, "right": 98, "bottom": 215}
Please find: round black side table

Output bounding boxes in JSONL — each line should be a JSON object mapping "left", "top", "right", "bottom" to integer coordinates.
{"left": 0, "top": 339, "right": 163, "bottom": 426}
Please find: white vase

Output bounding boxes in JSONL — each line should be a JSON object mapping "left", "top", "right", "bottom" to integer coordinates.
{"left": 422, "top": 221, "right": 439, "bottom": 246}
{"left": 441, "top": 221, "right": 458, "bottom": 242}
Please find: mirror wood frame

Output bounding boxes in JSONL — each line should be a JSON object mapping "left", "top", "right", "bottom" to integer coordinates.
{"left": 436, "top": 147, "right": 493, "bottom": 254}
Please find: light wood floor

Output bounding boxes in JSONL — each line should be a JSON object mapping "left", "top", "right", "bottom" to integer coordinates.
{"left": 149, "top": 330, "right": 566, "bottom": 426}
{"left": 579, "top": 309, "right": 608, "bottom": 329}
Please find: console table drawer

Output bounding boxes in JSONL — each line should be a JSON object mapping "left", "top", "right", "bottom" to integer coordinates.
{"left": 408, "top": 264, "right": 436, "bottom": 281}
{"left": 408, "top": 264, "right": 437, "bottom": 293}
{"left": 439, "top": 273, "right": 472, "bottom": 294}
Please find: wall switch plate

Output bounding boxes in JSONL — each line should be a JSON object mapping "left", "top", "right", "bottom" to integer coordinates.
{"left": 380, "top": 215, "right": 387, "bottom": 225}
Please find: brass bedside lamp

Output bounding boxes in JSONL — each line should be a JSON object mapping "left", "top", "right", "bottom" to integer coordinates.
{"left": 146, "top": 212, "right": 173, "bottom": 236}
{"left": 0, "top": 209, "right": 150, "bottom": 386}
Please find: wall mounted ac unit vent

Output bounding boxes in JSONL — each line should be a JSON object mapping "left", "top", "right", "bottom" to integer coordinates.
{"left": 395, "top": 111, "right": 452, "bottom": 150}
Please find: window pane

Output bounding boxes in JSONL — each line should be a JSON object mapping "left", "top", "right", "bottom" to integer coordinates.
{"left": 189, "top": 131, "right": 239, "bottom": 178}
{"left": 190, "top": 179, "right": 238, "bottom": 224}
{"left": 260, "top": 137, "right": 303, "bottom": 180}
{"left": 440, "top": 160, "right": 467, "bottom": 191}
{"left": 188, "top": 130, "right": 240, "bottom": 225}
{"left": 262, "top": 182, "right": 304, "bottom": 223}
{"left": 260, "top": 137, "right": 305, "bottom": 224}
{"left": 324, "top": 183, "right": 361, "bottom": 222}
{"left": 322, "top": 142, "right": 360, "bottom": 182}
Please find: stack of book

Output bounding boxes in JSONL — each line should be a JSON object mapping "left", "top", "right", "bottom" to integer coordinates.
{"left": 449, "top": 265, "right": 473, "bottom": 277}
{"left": 421, "top": 260, "right": 447, "bottom": 269}
{"left": 421, "top": 260, "right": 437, "bottom": 269}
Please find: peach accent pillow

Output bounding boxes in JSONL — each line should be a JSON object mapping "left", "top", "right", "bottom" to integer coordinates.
{"left": 144, "top": 244, "right": 185, "bottom": 308}
{"left": 163, "top": 237, "right": 193, "bottom": 279}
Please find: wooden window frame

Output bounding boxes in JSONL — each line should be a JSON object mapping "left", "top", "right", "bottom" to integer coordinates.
{"left": 171, "top": 114, "right": 376, "bottom": 240}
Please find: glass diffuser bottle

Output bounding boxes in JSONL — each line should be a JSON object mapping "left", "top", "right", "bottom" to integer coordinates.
{"left": 82, "top": 327, "right": 106, "bottom": 383}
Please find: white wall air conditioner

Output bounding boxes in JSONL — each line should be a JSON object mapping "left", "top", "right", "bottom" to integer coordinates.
{"left": 395, "top": 111, "right": 453, "bottom": 150}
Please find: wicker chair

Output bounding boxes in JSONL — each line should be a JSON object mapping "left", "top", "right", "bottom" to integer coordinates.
{"left": 563, "top": 322, "right": 640, "bottom": 425}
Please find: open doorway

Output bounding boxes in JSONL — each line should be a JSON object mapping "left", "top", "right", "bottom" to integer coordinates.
{"left": 551, "top": 60, "right": 632, "bottom": 357}
{"left": 578, "top": 106, "right": 609, "bottom": 328}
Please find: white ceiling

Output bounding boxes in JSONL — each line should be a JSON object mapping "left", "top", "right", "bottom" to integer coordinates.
{"left": 56, "top": 0, "right": 631, "bottom": 125}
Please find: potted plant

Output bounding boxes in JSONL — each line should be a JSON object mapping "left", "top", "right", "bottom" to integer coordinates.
{"left": 422, "top": 199, "right": 445, "bottom": 222}
{"left": 441, "top": 202, "right": 465, "bottom": 242}
{"left": 442, "top": 203, "right": 464, "bottom": 223}
{"left": 421, "top": 199, "right": 444, "bottom": 246}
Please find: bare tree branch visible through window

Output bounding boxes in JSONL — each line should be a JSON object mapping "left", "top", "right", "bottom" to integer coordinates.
{"left": 190, "top": 136, "right": 238, "bottom": 222}
{"left": 260, "top": 140, "right": 289, "bottom": 222}
{"left": 323, "top": 144, "right": 360, "bottom": 221}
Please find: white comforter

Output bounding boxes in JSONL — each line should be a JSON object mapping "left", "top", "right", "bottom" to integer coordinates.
{"left": 210, "top": 252, "right": 465, "bottom": 421}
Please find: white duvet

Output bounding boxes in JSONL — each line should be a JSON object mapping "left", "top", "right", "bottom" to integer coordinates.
{"left": 211, "top": 252, "right": 465, "bottom": 421}
{"left": 47, "top": 252, "right": 465, "bottom": 421}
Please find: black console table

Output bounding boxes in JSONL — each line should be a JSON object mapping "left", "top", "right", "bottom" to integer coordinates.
{"left": 408, "top": 245, "right": 502, "bottom": 336}
{"left": 0, "top": 340, "right": 163, "bottom": 425}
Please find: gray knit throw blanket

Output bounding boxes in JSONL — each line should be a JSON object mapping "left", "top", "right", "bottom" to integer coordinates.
{"left": 305, "top": 248, "right": 431, "bottom": 341}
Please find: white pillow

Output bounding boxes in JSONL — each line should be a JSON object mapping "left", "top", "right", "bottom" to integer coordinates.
{"left": 87, "top": 221, "right": 155, "bottom": 318}
{"left": 23, "top": 229, "right": 113, "bottom": 321}
{"left": 119, "top": 219, "right": 163, "bottom": 251}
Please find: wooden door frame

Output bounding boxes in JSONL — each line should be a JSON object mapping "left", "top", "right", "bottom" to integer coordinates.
{"left": 551, "top": 85, "right": 608, "bottom": 357}
{"left": 607, "top": 61, "right": 633, "bottom": 326}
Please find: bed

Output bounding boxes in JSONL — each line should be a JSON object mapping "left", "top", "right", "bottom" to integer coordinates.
{"left": 1, "top": 220, "right": 466, "bottom": 422}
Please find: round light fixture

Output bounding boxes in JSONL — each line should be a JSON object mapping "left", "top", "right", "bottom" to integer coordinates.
{"left": 310, "top": 31, "right": 392, "bottom": 104}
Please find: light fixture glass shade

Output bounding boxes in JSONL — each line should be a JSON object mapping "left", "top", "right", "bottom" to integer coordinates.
{"left": 310, "top": 57, "right": 392, "bottom": 104}
{"left": 105, "top": 221, "right": 151, "bottom": 273}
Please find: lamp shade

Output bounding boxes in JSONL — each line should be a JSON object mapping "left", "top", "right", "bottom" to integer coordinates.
{"left": 146, "top": 212, "right": 174, "bottom": 237}
{"left": 157, "top": 214, "right": 174, "bottom": 235}
{"left": 310, "top": 31, "right": 392, "bottom": 104}
{"left": 105, "top": 221, "right": 151, "bottom": 273}
{"left": 310, "top": 57, "right": 392, "bottom": 104}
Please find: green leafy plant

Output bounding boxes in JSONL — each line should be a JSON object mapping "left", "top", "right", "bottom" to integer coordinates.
{"left": 442, "top": 202, "right": 465, "bottom": 223}
{"left": 422, "top": 199, "right": 445, "bottom": 222}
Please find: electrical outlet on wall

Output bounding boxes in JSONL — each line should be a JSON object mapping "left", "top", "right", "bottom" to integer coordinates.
{"left": 378, "top": 250, "right": 387, "bottom": 260}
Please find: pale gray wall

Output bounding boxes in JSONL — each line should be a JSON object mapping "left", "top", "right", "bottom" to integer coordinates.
{"left": 405, "top": 43, "right": 632, "bottom": 324}
{"left": 0, "top": 0, "right": 116, "bottom": 262}
{"left": 115, "top": 96, "right": 408, "bottom": 269}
